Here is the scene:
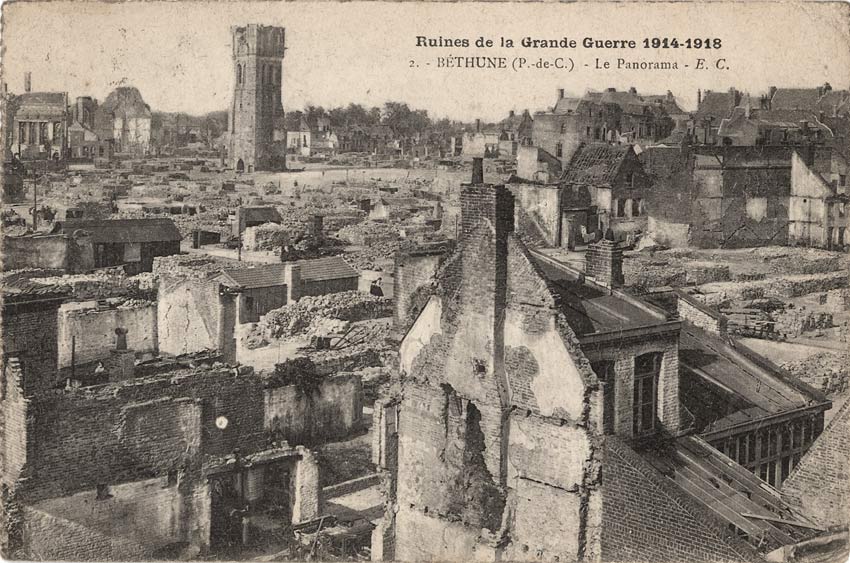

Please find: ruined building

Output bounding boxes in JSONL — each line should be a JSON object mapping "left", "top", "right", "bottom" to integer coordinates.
{"left": 373, "top": 159, "right": 843, "bottom": 562}
{"left": 0, "top": 279, "right": 341, "bottom": 560}
{"left": 228, "top": 24, "right": 287, "bottom": 172}
{"left": 6, "top": 72, "right": 68, "bottom": 161}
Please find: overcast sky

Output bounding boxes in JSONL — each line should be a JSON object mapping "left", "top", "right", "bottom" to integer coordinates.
{"left": 2, "top": 1, "right": 848, "bottom": 121}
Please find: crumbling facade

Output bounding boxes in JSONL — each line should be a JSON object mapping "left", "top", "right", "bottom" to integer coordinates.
{"left": 374, "top": 161, "right": 835, "bottom": 562}
{"left": 228, "top": 24, "right": 287, "bottom": 172}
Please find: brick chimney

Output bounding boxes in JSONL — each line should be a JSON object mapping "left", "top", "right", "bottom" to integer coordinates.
{"left": 24, "top": 72, "right": 31, "bottom": 93}
{"left": 471, "top": 156, "right": 484, "bottom": 184}
{"left": 586, "top": 229, "right": 624, "bottom": 288}
{"left": 284, "top": 262, "right": 302, "bottom": 303}
{"left": 697, "top": 89, "right": 702, "bottom": 106}
{"left": 460, "top": 159, "right": 514, "bottom": 241}
{"left": 558, "top": 88, "right": 565, "bottom": 100}
{"left": 475, "top": 118, "right": 481, "bottom": 133}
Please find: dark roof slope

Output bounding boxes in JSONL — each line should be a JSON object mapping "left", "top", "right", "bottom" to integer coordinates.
{"left": 241, "top": 207, "right": 283, "bottom": 224}
{"left": 695, "top": 91, "right": 738, "bottom": 122}
{"left": 216, "top": 256, "right": 358, "bottom": 289}
{"left": 771, "top": 88, "right": 821, "bottom": 111}
{"left": 560, "top": 143, "right": 631, "bottom": 185}
{"left": 52, "top": 218, "right": 182, "bottom": 244}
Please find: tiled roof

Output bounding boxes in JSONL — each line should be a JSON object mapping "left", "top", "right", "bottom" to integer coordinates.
{"left": 560, "top": 143, "right": 631, "bottom": 185}
{"left": 216, "top": 256, "right": 358, "bottom": 289}
{"left": 1, "top": 275, "right": 70, "bottom": 303}
{"left": 695, "top": 91, "right": 737, "bottom": 122}
{"left": 554, "top": 97, "right": 582, "bottom": 114}
{"left": 300, "top": 256, "right": 358, "bottom": 282}
{"left": 771, "top": 88, "right": 821, "bottom": 111}
{"left": 52, "top": 218, "right": 182, "bottom": 244}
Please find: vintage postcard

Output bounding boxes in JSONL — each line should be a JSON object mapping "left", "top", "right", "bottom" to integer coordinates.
{"left": 0, "top": 0, "right": 849, "bottom": 561}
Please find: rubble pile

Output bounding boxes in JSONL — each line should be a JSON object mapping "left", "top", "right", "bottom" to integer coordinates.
{"left": 26, "top": 267, "right": 154, "bottom": 300}
{"left": 258, "top": 291, "right": 392, "bottom": 339}
{"left": 243, "top": 223, "right": 293, "bottom": 251}
{"left": 781, "top": 351, "right": 850, "bottom": 395}
{"left": 826, "top": 288, "right": 850, "bottom": 311}
{"left": 343, "top": 239, "right": 415, "bottom": 271}
{"left": 625, "top": 256, "right": 731, "bottom": 288}
{"left": 152, "top": 253, "right": 248, "bottom": 282}
{"left": 336, "top": 220, "right": 400, "bottom": 246}
{"left": 774, "top": 309, "right": 835, "bottom": 336}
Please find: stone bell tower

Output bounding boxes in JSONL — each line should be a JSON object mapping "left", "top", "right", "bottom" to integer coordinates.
{"left": 229, "top": 24, "right": 286, "bottom": 172}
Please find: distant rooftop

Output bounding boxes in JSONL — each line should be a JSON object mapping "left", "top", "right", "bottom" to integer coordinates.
{"left": 52, "top": 218, "right": 182, "bottom": 244}
{"left": 216, "top": 256, "right": 358, "bottom": 290}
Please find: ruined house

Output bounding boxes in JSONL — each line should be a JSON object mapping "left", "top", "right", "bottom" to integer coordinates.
{"left": 561, "top": 143, "right": 651, "bottom": 242}
{"left": 233, "top": 205, "right": 283, "bottom": 237}
{"left": 0, "top": 277, "right": 370, "bottom": 560}
{"left": 213, "top": 256, "right": 359, "bottom": 323}
{"left": 372, "top": 160, "right": 842, "bottom": 562}
{"left": 641, "top": 144, "right": 844, "bottom": 249}
{"left": 51, "top": 218, "right": 182, "bottom": 274}
{"left": 693, "top": 88, "right": 742, "bottom": 145}
{"left": 95, "top": 86, "right": 152, "bottom": 156}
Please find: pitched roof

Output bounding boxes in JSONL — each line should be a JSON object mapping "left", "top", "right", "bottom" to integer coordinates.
{"left": 679, "top": 324, "right": 826, "bottom": 435}
{"left": 553, "top": 97, "right": 582, "bottom": 115}
{"left": 216, "top": 256, "right": 358, "bottom": 289}
{"left": 52, "top": 218, "right": 182, "bottom": 244}
{"left": 771, "top": 88, "right": 821, "bottom": 111}
{"left": 15, "top": 92, "right": 67, "bottom": 118}
{"left": 560, "top": 143, "right": 632, "bottom": 185}
{"left": 695, "top": 91, "right": 738, "bottom": 122}
{"left": 638, "top": 435, "right": 823, "bottom": 553}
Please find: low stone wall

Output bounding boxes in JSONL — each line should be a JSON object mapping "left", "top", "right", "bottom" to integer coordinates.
{"left": 698, "top": 271, "right": 848, "bottom": 302}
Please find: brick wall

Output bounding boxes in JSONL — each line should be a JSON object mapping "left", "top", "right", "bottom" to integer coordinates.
{"left": 781, "top": 399, "right": 850, "bottom": 528}
{"left": 583, "top": 333, "right": 681, "bottom": 439}
{"left": 20, "top": 369, "right": 264, "bottom": 501}
{"left": 393, "top": 250, "right": 444, "bottom": 334}
{"left": 676, "top": 291, "right": 726, "bottom": 335}
{"left": 601, "top": 436, "right": 756, "bottom": 562}
{"left": 1, "top": 300, "right": 62, "bottom": 395}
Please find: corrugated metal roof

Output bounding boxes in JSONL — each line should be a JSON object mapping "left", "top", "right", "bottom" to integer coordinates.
{"left": 52, "top": 218, "right": 182, "bottom": 244}
{"left": 216, "top": 256, "right": 358, "bottom": 289}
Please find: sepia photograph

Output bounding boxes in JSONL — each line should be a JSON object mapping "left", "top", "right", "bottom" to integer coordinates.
{"left": 0, "top": 1, "right": 849, "bottom": 561}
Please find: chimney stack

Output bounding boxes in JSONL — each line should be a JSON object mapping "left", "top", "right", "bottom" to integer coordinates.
{"left": 697, "top": 89, "right": 702, "bottom": 105}
{"left": 509, "top": 110, "right": 515, "bottom": 118}
{"left": 472, "top": 157, "right": 484, "bottom": 184}
{"left": 558, "top": 88, "right": 565, "bottom": 100}
{"left": 586, "top": 229, "right": 624, "bottom": 288}
{"left": 24, "top": 72, "right": 31, "bottom": 93}
{"left": 475, "top": 118, "right": 481, "bottom": 133}
{"left": 284, "top": 262, "right": 302, "bottom": 303}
